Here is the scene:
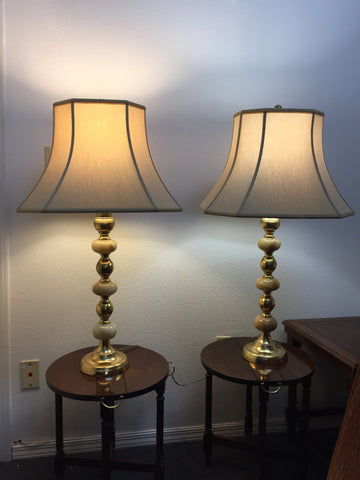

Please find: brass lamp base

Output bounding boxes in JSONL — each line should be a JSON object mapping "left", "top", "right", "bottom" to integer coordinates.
{"left": 80, "top": 213, "right": 129, "bottom": 376}
{"left": 80, "top": 345, "right": 128, "bottom": 376}
{"left": 243, "top": 335, "right": 287, "bottom": 366}
{"left": 242, "top": 218, "right": 287, "bottom": 367}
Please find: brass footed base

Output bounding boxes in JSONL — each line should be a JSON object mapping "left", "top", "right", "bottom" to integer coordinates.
{"left": 243, "top": 218, "right": 287, "bottom": 367}
{"left": 80, "top": 346, "right": 129, "bottom": 376}
{"left": 242, "top": 336, "right": 287, "bottom": 366}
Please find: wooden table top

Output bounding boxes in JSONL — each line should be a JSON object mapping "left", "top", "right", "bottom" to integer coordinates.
{"left": 46, "top": 345, "right": 169, "bottom": 401}
{"left": 282, "top": 317, "right": 360, "bottom": 375}
{"left": 201, "top": 337, "right": 314, "bottom": 386}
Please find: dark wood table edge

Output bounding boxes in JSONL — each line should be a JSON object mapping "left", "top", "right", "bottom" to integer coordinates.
{"left": 282, "top": 317, "right": 360, "bottom": 419}
{"left": 282, "top": 318, "right": 359, "bottom": 379}
{"left": 46, "top": 344, "right": 170, "bottom": 401}
{"left": 201, "top": 337, "right": 315, "bottom": 386}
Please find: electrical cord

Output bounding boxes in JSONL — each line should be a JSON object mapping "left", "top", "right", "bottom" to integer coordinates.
{"left": 96, "top": 362, "right": 206, "bottom": 409}
{"left": 168, "top": 362, "right": 205, "bottom": 387}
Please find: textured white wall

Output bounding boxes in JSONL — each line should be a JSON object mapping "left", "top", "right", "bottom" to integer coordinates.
{"left": 0, "top": 0, "right": 11, "bottom": 461}
{"left": 1, "top": 0, "right": 360, "bottom": 456}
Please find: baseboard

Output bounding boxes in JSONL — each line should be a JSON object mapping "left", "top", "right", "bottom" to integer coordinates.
{"left": 11, "top": 415, "right": 341, "bottom": 460}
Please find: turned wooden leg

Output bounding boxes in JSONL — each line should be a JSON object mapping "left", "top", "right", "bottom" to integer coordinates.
{"left": 155, "top": 382, "right": 165, "bottom": 480}
{"left": 204, "top": 373, "right": 213, "bottom": 465}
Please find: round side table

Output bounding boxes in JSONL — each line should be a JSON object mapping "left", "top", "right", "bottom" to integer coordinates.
{"left": 46, "top": 345, "right": 169, "bottom": 480}
{"left": 201, "top": 337, "right": 315, "bottom": 479}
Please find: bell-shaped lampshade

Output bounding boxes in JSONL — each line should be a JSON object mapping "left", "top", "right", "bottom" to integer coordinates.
{"left": 18, "top": 99, "right": 181, "bottom": 213}
{"left": 200, "top": 108, "right": 353, "bottom": 218}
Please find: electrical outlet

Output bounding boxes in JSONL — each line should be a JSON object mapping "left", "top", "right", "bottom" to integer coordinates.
{"left": 20, "top": 360, "right": 40, "bottom": 389}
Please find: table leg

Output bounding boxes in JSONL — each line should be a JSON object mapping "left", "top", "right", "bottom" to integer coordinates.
{"left": 203, "top": 372, "right": 213, "bottom": 466}
{"left": 258, "top": 386, "right": 269, "bottom": 439}
{"left": 256, "top": 386, "right": 269, "bottom": 480}
{"left": 245, "top": 384, "right": 253, "bottom": 437}
{"left": 54, "top": 394, "right": 65, "bottom": 478}
{"left": 300, "top": 376, "right": 312, "bottom": 479}
{"left": 301, "top": 377, "right": 311, "bottom": 435}
{"left": 155, "top": 382, "right": 165, "bottom": 480}
{"left": 286, "top": 383, "right": 297, "bottom": 437}
{"left": 100, "top": 399, "right": 115, "bottom": 480}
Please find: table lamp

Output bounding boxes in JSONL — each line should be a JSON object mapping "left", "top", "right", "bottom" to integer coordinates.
{"left": 200, "top": 106, "right": 354, "bottom": 366}
{"left": 18, "top": 99, "right": 182, "bottom": 376}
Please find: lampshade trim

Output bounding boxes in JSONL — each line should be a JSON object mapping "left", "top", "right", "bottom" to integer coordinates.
{"left": 310, "top": 113, "right": 341, "bottom": 217}
{"left": 130, "top": 108, "right": 181, "bottom": 212}
{"left": 203, "top": 114, "right": 243, "bottom": 213}
{"left": 54, "top": 98, "right": 146, "bottom": 110}
{"left": 236, "top": 112, "right": 267, "bottom": 215}
{"left": 44, "top": 101, "right": 76, "bottom": 210}
{"left": 234, "top": 107, "right": 324, "bottom": 117}
{"left": 125, "top": 103, "right": 157, "bottom": 210}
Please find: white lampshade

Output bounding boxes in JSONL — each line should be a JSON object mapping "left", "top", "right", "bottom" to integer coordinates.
{"left": 200, "top": 108, "right": 353, "bottom": 218}
{"left": 18, "top": 99, "right": 181, "bottom": 213}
